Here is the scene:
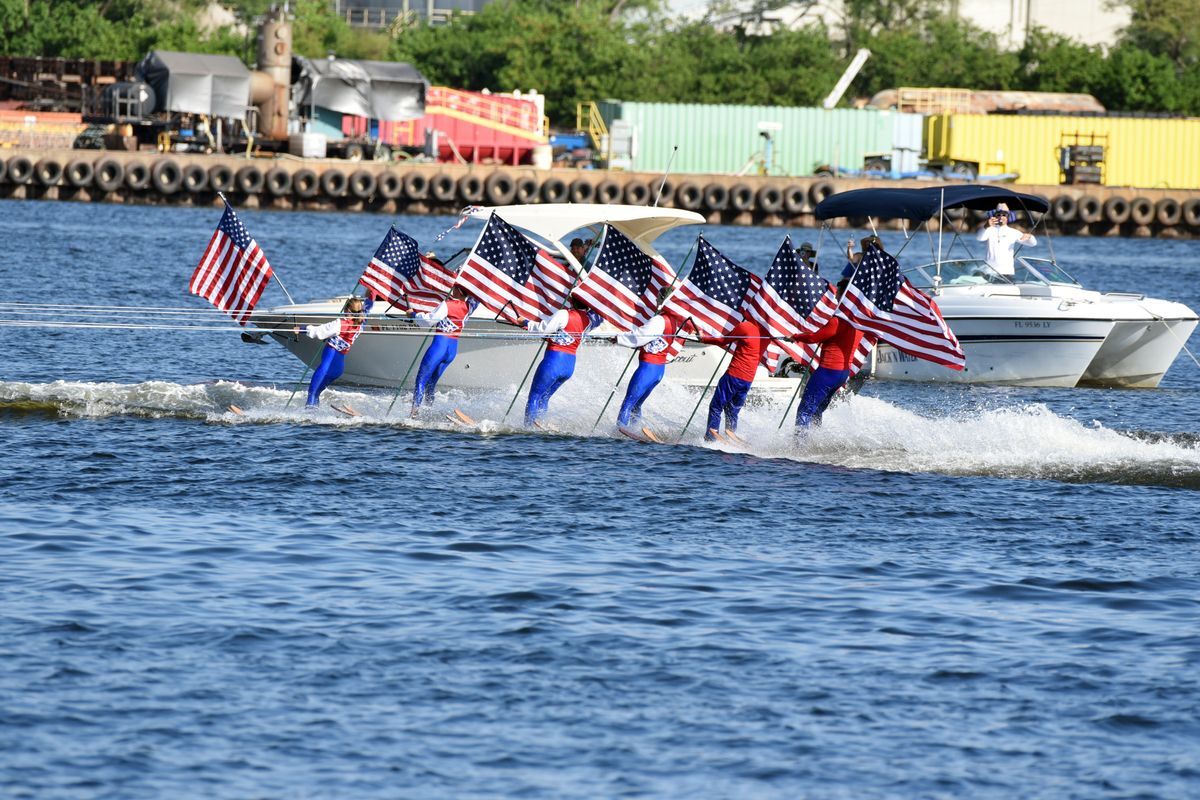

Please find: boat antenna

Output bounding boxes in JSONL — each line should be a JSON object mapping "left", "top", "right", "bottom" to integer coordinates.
{"left": 653, "top": 146, "right": 679, "bottom": 208}
{"left": 935, "top": 188, "right": 944, "bottom": 295}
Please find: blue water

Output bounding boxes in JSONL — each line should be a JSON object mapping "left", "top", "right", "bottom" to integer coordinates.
{"left": 2, "top": 199, "right": 1199, "bottom": 798}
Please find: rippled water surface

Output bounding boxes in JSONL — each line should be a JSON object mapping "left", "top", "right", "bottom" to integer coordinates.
{"left": 2, "top": 199, "right": 1200, "bottom": 798}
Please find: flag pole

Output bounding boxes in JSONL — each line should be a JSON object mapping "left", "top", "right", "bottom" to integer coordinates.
{"left": 676, "top": 348, "right": 729, "bottom": 443}
{"left": 777, "top": 371, "right": 805, "bottom": 429}
{"left": 587, "top": 236, "right": 698, "bottom": 433}
{"left": 653, "top": 146, "right": 679, "bottom": 208}
{"left": 216, "top": 191, "right": 295, "bottom": 305}
{"left": 502, "top": 340, "right": 546, "bottom": 423}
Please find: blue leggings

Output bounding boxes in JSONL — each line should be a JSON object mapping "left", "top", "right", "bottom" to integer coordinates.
{"left": 706, "top": 374, "right": 752, "bottom": 435}
{"left": 618, "top": 361, "right": 665, "bottom": 427}
{"left": 795, "top": 367, "right": 849, "bottom": 427}
{"left": 525, "top": 349, "right": 575, "bottom": 426}
{"left": 413, "top": 335, "right": 458, "bottom": 407}
{"left": 306, "top": 345, "right": 345, "bottom": 407}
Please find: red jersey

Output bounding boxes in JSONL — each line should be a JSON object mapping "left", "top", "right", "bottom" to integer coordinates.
{"left": 327, "top": 316, "right": 365, "bottom": 353}
{"left": 434, "top": 298, "right": 473, "bottom": 340}
{"left": 545, "top": 309, "right": 601, "bottom": 355}
{"left": 792, "top": 316, "right": 863, "bottom": 371}
{"left": 639, "top": 313, "right": 684, "bottom": 365}
{"left": 701, "top": 319, "right": 768, "bottom": 382}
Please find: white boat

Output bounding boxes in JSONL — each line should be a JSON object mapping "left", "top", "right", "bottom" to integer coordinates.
{"left": 815, "top": 186, "right": 1198, "bottom": 389}
{"left": 250, "top": 204, "right": 802, "bottom": 402}
{"left": 870, "top": 255, "right": 1198, "bottom": 388}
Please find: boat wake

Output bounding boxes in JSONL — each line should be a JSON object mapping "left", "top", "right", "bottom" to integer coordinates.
{"left": 2, "top": 379, "right": 1199, "bottom": 489}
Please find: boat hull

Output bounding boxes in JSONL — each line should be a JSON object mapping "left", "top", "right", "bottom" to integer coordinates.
{"left": 1080, "top": 316, "right": 1199, "bottom": 388}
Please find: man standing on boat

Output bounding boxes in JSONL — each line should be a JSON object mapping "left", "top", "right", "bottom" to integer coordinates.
{"left": 299, "top": 294, "right": 372, "bottom": 408}
{"left": 977, "top": 202, "right": 1037, "bottom": 277}
{"left": 613, "top": 309, "right": 693, "bottom": 433}
{"left": 408, "top": 285, "right": 479, "bottom": 418}
{"left": 518, "top": 296, "right": 603, "bottom": 428}
{"left": 697, "top": 318, "right": 770, "bottom": 442}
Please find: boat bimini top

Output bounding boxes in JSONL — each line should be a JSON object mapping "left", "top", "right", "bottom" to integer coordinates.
{"left": 814, "top": 186, "right": 1051, "bottom": 221}
{"left": 465, "top": 203, "right": 705, "bottom": 254}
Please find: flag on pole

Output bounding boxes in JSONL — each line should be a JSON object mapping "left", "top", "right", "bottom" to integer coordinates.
{"left": 358, "top": 226, "right": 454, "bottom": 313}
{"left": 838, "top": 249, "right": 965, "bottom": 370}
{"left": 743, "top": 235, "right": 837, "bottom": 341}
{"left": 189, "top": 200, "right": 273, "bottom": 325}
{"left": 571, "top": 224, "right": 676, "bottom": 330}
{"left": 456, "top": 213, "right": 571, "bottom": 320}
{"left": 664, "top": 236, "right": 755, "bottom": 337}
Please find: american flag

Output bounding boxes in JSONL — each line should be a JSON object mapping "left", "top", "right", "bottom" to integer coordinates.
{"left": 189, "top": 201, "right": 273, "bottom": 325}
{"left": 838, "top": 249, "right": 965, "bottom": 370}
{"left": 664, "top": 236, "right": 754, "bottom": 337}
{"left": 744, "top": 236, "right": 837, "bottom": 342}
{"left": 358, "top": 226, "right": 454, "bottom": 314}
{"left": 572, "top": 224, "right": 676, "bottom": 330}
{"left": 456, "top": 213, "right": 572, "bottom": 320}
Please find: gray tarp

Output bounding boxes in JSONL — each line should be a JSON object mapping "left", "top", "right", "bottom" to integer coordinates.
{"left": 138, "top": 51, "right": 251, "bottom": 119}
{"left": 295, "top": 57, "right": 426, "bottom": 121}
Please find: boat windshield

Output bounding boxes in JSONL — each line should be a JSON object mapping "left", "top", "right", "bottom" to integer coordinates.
{"left": 1015, "top": 257, "right": 1081, "bottom": 287}
{"left": 902, "top": 259, "right": 1012, "bottom": 289}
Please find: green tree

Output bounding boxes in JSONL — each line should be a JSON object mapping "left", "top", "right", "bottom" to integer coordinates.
{"left": 1112, "top": 0, "right": 1199, "bottom": 68}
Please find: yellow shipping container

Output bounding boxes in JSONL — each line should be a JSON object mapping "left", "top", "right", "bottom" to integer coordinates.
{"left": 924, "top": 114, "right": 1200, "bottom": 189}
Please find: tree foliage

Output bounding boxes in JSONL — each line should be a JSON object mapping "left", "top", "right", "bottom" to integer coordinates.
{"left": 2, "top": 0, "right": 1200, "bottom": 122}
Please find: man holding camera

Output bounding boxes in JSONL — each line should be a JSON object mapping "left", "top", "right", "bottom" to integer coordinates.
{"left": 976, "top": 202, "right": 1037, "bottom": 277}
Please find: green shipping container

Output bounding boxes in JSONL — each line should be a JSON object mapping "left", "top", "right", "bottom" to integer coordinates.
{"left": 597, "top": 100, "right": 920, "bottom": 177}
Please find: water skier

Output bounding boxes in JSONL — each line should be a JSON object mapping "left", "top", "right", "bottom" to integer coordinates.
{"left": 300, "top": 294, "right": 371, "bottom": 408}
{"left": 790, "top": 279, "right": 864, "bottom": 428}
{"left": 697, "top": 318, "right": 769, "bottom": 442}
{"left": 613, "top": 310, "right": 692, "bottom": 434}
{"left": 518, "top": 297, "right": 603, "bottom": 428}
{"left": 409, "top": 285, "right": 478, "bottom": 418}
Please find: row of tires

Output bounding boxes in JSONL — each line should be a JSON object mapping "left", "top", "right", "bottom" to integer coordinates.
{"left": 3, "top": 155, "right": 1200, "bottom": 226}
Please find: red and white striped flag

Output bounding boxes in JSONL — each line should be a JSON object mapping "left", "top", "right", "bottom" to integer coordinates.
{"left": 571, "top": 224, "right": 676, "bottom": 331}
{"left": 189, "top": 201, "right": 273, "bottom": 325}
{"left": 742, "top": 237, "right": 837, "bottom": 343}
{"left": 663, "top": 236, "right": 754, "bottom": 338}
{"left": 359, "top": 226, "right": 455, "bottom": 314}
{"left": 838, "top": 249, "right": 965, "bottom": 370}
{"left": 456, "top": 213, "right": 574, "bottom": 321}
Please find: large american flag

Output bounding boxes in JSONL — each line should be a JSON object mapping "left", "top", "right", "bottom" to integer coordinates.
{"left": 664, "top": 236, "right": 754, "bottom": 337}
{"left": 744, "top": 236, "right": 838, "bottom": 341}
{"left": 189, "top": 201, "right": 273, "bottom": 325}
{"left": 572, "top": 224, "right": 676, "bottom": 330}
{"left": 838, "top": 249, "right": 965, "bottom": 370}
{"left": 456, "top": 213, "right": 573, "bottom": 320}
{"left": 358, "top": 226, "right": 454, "bottom": 314}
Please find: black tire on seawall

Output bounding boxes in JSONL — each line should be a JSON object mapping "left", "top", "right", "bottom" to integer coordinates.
{"left": 34, "top": 159, "right": 63, "bottom": 186}
{"left": 265, "top": 167, "right": 292, "bottom": 197}
{"left": 379, "top": 172, "right": 403, "bottom": 200}
{"left": 235, "top": 165, "right": 264, "bottom": 195}
{"left": 182, "top": 164, "right": 208, "bottom": 192}
{"left": 729, "top": 183, "right": 754, "bottom": 212}
{"left": 349, "top": 170, "right": 377, "bottom": 199}
{"left": 943, "top": 206, "right": 966, "bottom": 220}
{"left": 1155, "top": 198, "right": 1182, "bottom": 227}
{"left": 515, "top": 176, "right": 539, "bottom": 203}
{"left": 1051, "top": 195, "right": 1077, "bottom": 222}
{"left": 459, "top": 174, "right": 484, "bottom": 203}
{"left": 757, "top": 185, "right": 783, "bottom": 214}
{"left": 151, "top": 159, "right": 182, "bottom": 194}
{"left": 569, "top": 179, "right": 595, "bottom": 203}
{"left": 595, "top": 179, "right": 622, "bottom": 205}
{"left": 0, "top": 157, "right": 7, "bottom": 184}
{"left": 485, "top": 171, "right": 517, "bottom": 205}
{"left": 1077, "top": 195, "right": 1103, "bottom": 223}
{"left": 320, "top": 169, "right": 348, "bottom": 198}
{"left": 782, "top": 185, "right": 807, "bottom": 215}
{"left": 403, "top": 171, "right": 429, "bottom": 200}
{"left": 208, "top": 164, "right": 234, "bottom": 193}
{"left": 7, "top": 155, "right": 33, "bottom": 185}
{"left": 293, "top": 168, "right": 318, "bottom": 199}
{"left": 65, "top": 160, "right": 94, "bottom": 188}
{"left": 703, "top": 183, "right": 729, "bottom": 212}
{"left": 1182, "top": 198, "right": 1200, "bottom": 228}
{"left": 94, "top": 159, "right": 123, "bottom": 192}
{"left": 1103, "top": 196, "right": 1130, "bottom": 224}
{"left": 675, "top": 182, "right": 702, "bottom": 211}
{"left": 624, "top": 180, "right": 650, "bottom": 206}
{"left": 125, "top": 162, "right": 151, "bottom": 191}
{"left": 808, "top": 180, "right": 834, "bottom": 207}
{"left": 541, "top": 176, "right": 568, "bottom": 203}
{"left": 1129, "top": 196, "right": 1154, "bottom": 226}
{"left": 430, "top": 173, "right": 456, "bottom": 202}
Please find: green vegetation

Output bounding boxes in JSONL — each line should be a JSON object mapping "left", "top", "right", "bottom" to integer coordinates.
{"left": 2, "top": 0, "right": 1198, "bottom": 123}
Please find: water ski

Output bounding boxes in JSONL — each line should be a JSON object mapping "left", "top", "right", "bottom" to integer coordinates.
{"left": 446, "top": 408, "right": 476, "bottom": 426}
{"left": 330, "top": 403, "right": 361, "bottom": 418}
{"left": 619, "top": 425, "right": 663, "bottom": 444}
{"left": 532, "top": 420, "right": 560, "bottom": 434}
{"left": 227, "top": 404, "right": 245, "bottom": 416}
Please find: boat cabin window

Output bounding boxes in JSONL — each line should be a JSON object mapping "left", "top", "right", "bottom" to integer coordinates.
{"left": 1015, "top": 257, "right": 1081, "bottom": 287}
{"left": 904, "top": 259, "right": 1012, "bottom": 288}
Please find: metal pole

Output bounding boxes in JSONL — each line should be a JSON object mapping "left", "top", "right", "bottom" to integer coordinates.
{"left": 777, "top": 374, "right": 805, "bottom": 429}
{"left": 385, "top": 328, "right": 434, "bottom": 416}
{"left": 676, "top": 350, "right": 729, "bottom": 443}
{"left": 653, "top": 146, "right": 679, "bottom": 208}
{"left": 503, "top": 340, "right": 546, "bottom": 423}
